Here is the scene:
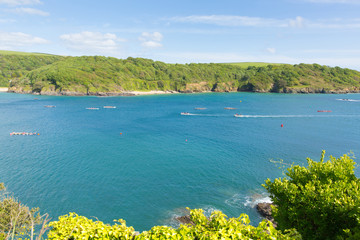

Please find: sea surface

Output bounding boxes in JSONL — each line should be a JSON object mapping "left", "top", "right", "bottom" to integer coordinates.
{"left": 0, "top": 92, "right": 359, "bottom": 231}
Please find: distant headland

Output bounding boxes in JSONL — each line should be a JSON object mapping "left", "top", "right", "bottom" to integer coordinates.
{"left": 1, "top": 50, "right": 360, "bottom": 96}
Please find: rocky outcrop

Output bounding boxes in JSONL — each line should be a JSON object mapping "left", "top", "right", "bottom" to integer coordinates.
{"left": 8, "top": 85, "right": 360, "bottom": 96}
{"left": 212, "top": 82, "right": 238, "bottom": 92}
{"left": 281, "top": 87, "right": 360, "bottom": 94}
{"left": 181, "top": 82, "right": 212, "bottom": 93}
{"left": 8, "top": 87, "right": 137, "bottom": 96}
{"left": 175, "top": 215, "right": 194, "bottom": 225}
{"left": 256, "top": 202, "right": 277, "bottom": 227}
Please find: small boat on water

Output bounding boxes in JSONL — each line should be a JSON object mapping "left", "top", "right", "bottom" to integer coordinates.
{"left": 86, "top": 107, "right": 99, "bottom": 110}
{"left": 234, "top": 114, "right": 243, "bottom": 117}
{"left": 225, "top": 107, "right": 236, "bottom": 110}
{"left": 103, "top": 106, "right": 116, "bottom": 109}
{"left": 181, "top": 112, "right": 191, "bottom": 115}
{"left": 194, "top": 107, "right": 206, "bottom": 110}
{"left": 317, "top": 110, "right": 332, "bottom": 112}
{"left": 44, "top": 105, "right": 56, "bottom": 108}
{"left": 10, "top": 132, "right": 40, "bottom": 136}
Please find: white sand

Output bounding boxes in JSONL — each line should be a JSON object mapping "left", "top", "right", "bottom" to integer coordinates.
{"left": 122, "top": 90, "right": 178, "bottom": 95}
{"left": 0, "top": 87, "right": 8, "bottom": 92}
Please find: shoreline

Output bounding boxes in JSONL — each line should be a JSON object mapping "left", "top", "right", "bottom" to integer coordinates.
{"left": 122, "top": 90, "right": 179, "bottom": 96}
{"left": 6, "top": 87, "right": 360, "bottom": 96}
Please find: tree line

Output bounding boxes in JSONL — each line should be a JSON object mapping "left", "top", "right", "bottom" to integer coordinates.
{"left": 2, "top": 54, "right": 360, "bottom": 94}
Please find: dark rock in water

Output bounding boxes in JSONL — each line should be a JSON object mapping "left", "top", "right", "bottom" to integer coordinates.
{"left": 256, "top": 202, "right": 277, "bottom": 228}
{"left": 175, "top": 215, "right": 194, "bottom": 225}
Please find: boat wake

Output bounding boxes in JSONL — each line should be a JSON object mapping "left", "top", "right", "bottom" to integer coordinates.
{"left": 181, "top": 113, "right": 225, "bottom": 117}
{"left": 235, "top": 114, "right": 360, "bottom": 118}
{"left": 336, "top": 99, "right": 360, "bottom": 102}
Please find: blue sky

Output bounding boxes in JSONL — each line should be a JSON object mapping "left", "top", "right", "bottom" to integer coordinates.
{"left": 1, "top": 0, "right": 360, "bottom": 69}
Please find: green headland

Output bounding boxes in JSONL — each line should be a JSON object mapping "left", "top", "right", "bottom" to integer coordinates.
{"left": 1, "top": 50, "right": 360, "bottom": 96}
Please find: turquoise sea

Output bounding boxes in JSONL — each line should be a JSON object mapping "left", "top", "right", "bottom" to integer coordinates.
{"left": 0, "top": 92, "right": 359, "bottom": 231}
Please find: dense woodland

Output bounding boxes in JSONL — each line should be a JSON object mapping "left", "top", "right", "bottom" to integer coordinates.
{"left": 1, "top": 52, "right": 360, "bottom": 95}
{"left": 0, "top": 54, "right": 64, "bottom": 87}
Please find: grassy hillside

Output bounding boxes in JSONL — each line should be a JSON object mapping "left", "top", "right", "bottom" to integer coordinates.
{"left": 0, "top": 52, "right": 65, "bottom": 86}
{"left": 0, "top": 50, "right": 55, "bottom": 56}
{"left": 2, "top": 51, "right": 360, "bottom": 94}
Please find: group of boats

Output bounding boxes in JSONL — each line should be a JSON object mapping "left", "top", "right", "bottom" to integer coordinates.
{"left": 181, "top": 109, "right": 333, "bottom": 117}
{"left": 10, "top": 132, "right": 40, "bottom": 136}
{"left": 44, "top": 105, "right": 117, "bottom": 110}
{"left": 86, "top": 106, "right": 116, "bottom": 110}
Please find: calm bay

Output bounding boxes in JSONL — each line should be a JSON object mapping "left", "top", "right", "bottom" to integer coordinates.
{"left": 0, "top": 92, "right": 359, "bottom": 231}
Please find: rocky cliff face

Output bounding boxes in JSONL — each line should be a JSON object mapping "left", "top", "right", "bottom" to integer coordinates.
{"left": 256, "top": 202, "right": 277, "bottom": 227}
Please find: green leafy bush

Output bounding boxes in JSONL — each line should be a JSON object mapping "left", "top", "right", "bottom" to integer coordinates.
{"left": 48, "top": 213, "right": 135, "bottom": 240}
{"left": 48, "top": 209, "right": 299, "bottom": 240}
{"left": 263, "top": 151, "right": 360, "bottom": 240}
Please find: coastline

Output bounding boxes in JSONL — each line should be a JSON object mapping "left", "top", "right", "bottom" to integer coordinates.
{"left": 6, "top": 87, "right": 360, "bottom": 96}
{"left": 122, "top": 90, "right": 179, "bottom": 96}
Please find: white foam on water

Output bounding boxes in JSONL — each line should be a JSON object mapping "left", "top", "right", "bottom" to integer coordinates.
{"left": 236, "top": 114, "right": 360, "bottom": 118}
{"left": 201, "top": 205, "right": 220, "bottom": 217}
{"left": 225, "top": 192, "right": 272, "bottom": 209}
{"left": 185, "top": 114, "right": 227, "bottom": 117}
{"left": 336, "top": 99, "right": 360, "bottom": 102}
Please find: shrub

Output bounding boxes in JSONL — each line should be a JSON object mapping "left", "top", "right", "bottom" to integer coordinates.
{"left": 263, "top": 151, "right": 360, "bottom": 240}
{"left": 47, "top": 209, "right": 299, "bottom": 240}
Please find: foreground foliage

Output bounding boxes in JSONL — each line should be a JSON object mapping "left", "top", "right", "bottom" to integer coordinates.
{"left": 3, "top": 151, "right": 360, "bottom": 239}
{"left": 0, "top": 183, "right": 48, "bottom": 240}
{"left": 264, "top": 151, "right": 360, "bottom": 240}
{"left": 48, "top": 209, "right": 299, "bottom": 240}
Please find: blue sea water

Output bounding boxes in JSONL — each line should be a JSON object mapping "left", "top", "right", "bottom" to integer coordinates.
{"left": 0, "top": 92, "right": 359, "bottom": 231}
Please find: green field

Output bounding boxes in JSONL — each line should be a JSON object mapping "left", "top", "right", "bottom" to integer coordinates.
{"left": 222, "top": 62, "right": 285, "bottom": 67}
{"left": 0, "top": 50, "right": 55, "bottom": 56}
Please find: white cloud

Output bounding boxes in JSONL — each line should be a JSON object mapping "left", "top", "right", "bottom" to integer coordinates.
{"left": 267, "top": 48, "right": 276, "bottom": 54}
{"left": 288, "top": 16, "right": 304, "bottom": 28}
{"left": 60, "top": 31, "right": 125, "bottom": 55}
{"left": 309, "top": 18, "right": 360, "bottom": 28}
{"left": 0, "top": 18, "right": 16, "bottom": 23}
{"left": 139, "top": 32, "right": 163, "bottom": 48}
{"left": 171, "top": 15, "right": 279, "bottom": 27}
{"left": 141, "top": 41, "right": 162, "bottom": 48}
{"left": 304, "top": 0, "right": 360, "bottom": 3}
{"left": 170, "top": 15, "right": 360, "bottom": 29}
{"left": 140, "top": 32, "right": 163, "bottom": 42}
{"left": 170, "top": 15, "right": 306, "bottom": 28}
{"left": 0, "top": 31, "right": 48, "bottom": 49}
{"left": 0, "top": 0, "right": 41, "bottom": 5}
{"left": 9, "top": 7, "right": 49, "bottom": 16}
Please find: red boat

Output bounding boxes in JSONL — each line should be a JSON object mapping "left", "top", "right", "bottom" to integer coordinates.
{"left": 317, "top": 110, "right": 332, "bottom": 112}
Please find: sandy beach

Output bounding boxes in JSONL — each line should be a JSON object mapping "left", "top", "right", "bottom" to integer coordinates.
{"left": 0, "top": 87, "right": 8, "bottom": 92}
{"left": 122, "top": 90, "right": 179, "bottom": 96}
